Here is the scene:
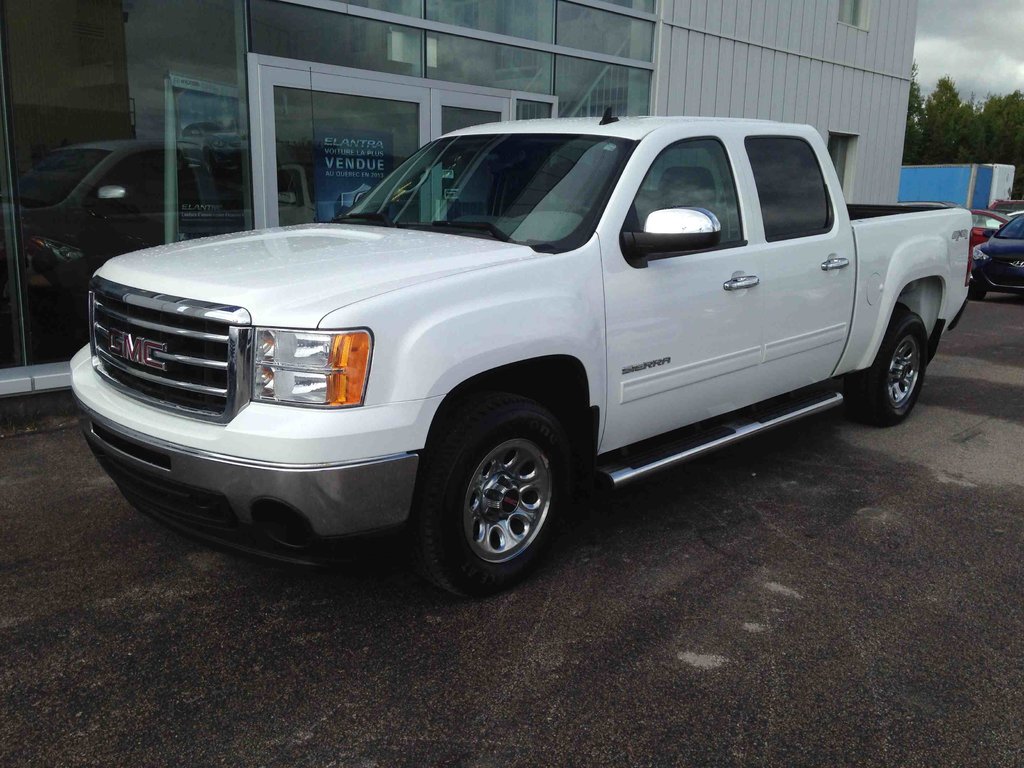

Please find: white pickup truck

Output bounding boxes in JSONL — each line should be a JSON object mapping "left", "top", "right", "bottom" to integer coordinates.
{"left": 72, "top": 117, "right": 971, "bottom": 595}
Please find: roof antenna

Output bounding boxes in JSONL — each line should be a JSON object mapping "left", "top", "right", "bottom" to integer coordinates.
{"left": 599, "top": 107, "right": 619, "bottom": 126}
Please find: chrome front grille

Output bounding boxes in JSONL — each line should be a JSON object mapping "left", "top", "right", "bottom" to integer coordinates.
{"left": 89, "top": 277, "right": 252, "bottom": 422}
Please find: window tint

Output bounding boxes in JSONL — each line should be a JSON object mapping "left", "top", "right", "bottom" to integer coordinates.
{"left": 745, "top": 137, "right": 833, "bottom": 241}
{"left": 628, "top": 138, "right": 743, "bottom": 245}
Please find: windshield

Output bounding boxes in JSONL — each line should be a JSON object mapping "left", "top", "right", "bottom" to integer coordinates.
{"left": 995, "top": 215, "right": 1024, "bottom": 239}
{"left": 18, "top": 148, "right": 111, "bottom": 208}
{"left": 345, "top": 133, "right": 636, "bottom": 252}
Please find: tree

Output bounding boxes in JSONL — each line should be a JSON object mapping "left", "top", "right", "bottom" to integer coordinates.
{"left": 903, "top": 64, "right": 925, "bottom": 164}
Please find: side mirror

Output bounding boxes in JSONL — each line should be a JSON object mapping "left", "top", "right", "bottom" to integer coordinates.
{"left": 97, "top": 185, "right": 127, "bottom": 200}
{"left": 620, "top": 207, "right": 722, "bottom": 268}
{"left": 981, "top": 228, "right": 997, "bottom": 239}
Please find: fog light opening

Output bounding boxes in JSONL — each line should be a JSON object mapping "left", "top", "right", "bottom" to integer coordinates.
{"left": 250, "top": 500, "right": 314, "bottom": 549}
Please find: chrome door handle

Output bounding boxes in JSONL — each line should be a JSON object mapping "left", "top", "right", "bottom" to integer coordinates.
{"left": 821, "top": 256, "right": 850, "bottom": 271}
{"left": 723, "top": 275, "right": 760, "bottom": 291}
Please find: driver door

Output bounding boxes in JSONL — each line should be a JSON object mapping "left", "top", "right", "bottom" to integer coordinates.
{"left": 600, "top": 137, "right": 766, "bottom": 452}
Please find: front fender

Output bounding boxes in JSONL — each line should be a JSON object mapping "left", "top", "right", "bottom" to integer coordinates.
{"left": 318, "top": 242, "right": 607, "bottom": 413}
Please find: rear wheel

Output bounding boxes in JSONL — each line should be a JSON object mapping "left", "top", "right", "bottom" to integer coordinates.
{"left": 413, "top": 393, "right": 571, "bottom": 596}
{"left": 844, "top": 306, "right": 928, "bottom": 427}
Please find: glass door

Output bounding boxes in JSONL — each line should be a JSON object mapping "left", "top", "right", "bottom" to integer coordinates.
{"left": 249, "top": 56, "right": 551, "bottom": 228}
{"left": 251, "top": 63, "right": 430, "bottom": 228}
{"left": 431, "top": 89, "right": 509, "bottom": 136}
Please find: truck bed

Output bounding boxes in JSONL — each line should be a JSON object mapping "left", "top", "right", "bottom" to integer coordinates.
{"left": 848, "top": 203, "right": 959, "bottom": 220}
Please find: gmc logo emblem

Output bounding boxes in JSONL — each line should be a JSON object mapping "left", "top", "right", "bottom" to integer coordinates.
{"left": 109, "top": 329, "right": 167, "bottom": 371}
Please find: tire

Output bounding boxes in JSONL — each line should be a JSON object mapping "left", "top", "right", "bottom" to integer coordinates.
{"left": 968, "top": 283, "right": 987, "bottom": 301}
{"left": 413, "top": 393, "right": 572, "bottom": 596}
{"left": 844, "top": 306, "right": 929, "bottom": 427}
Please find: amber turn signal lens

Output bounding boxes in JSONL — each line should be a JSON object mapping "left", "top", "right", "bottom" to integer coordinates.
{"left": 326, "top": 331, "right": 372, "bottom": 406}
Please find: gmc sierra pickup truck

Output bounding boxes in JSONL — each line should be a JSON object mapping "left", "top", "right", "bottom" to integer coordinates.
{"left": 72, "top": 117, "right": 971, "bottom": 595}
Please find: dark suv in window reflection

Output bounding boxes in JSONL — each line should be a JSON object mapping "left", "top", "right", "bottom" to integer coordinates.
{"left": 12, "top": 140, "right": 245, "bottom": 361}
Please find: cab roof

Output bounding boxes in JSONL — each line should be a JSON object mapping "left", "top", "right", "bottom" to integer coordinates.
{"left": 446, "top": 115, "right": 800, "bottom": 141}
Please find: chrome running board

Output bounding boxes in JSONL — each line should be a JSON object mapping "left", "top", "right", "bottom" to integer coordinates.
{"left": 598, "top": 391, "right": 844, "bottom": 488}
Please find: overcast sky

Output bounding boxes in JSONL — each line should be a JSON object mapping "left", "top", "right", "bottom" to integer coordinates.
{"left": 914, "top": 0, "right": 1023, "bottom": 98}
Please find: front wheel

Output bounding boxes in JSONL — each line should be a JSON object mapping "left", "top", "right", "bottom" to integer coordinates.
{"left": 844, "top": 306, "right": 929, "bottom": 427}
{"left": 413, "top": 393, "right": 571, "bottom": 596}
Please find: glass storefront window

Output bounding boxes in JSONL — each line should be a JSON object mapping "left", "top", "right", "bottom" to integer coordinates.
{"left": 601, "top": 0, "right": 656, "bottom": 13}
{"left": 252, "top": 1, "right": 424, "bottom": 78}
{"left": 556, "top": 2, "right": 654, "bottom": 61}
{"left": 0, "top": 35, "right": 22, "bottom": 369}
{"left": 555, "top": 56, "right": 651, "bottom": 117}
{"left": 274, "top": 88, "right": 421, "bottom": 226}
{"left": 426, "top": 32, "right": 553, "bottom": 94}
{"left": 349, "top": 0, "right": 425, "bottom": 17}
{"left": 516, "top": 100, "right": 554, "bottom": 120}
{"left": 3, "top": 0, "right": 252, "bottom": 364}
{"left": 426, "top": 0, "right": 555, "bottom": 43}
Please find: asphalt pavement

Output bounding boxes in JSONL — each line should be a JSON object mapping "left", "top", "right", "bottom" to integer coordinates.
{"left": 2, "top": 295, "right": 1023, "bottom": 767}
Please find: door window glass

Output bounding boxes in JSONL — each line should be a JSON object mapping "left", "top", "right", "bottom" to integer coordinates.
{"left": 745, "top": 137, "right": 834, "bottom": 242}
{"left": 273, "top": 87, "right": 421, "bottom": 225}
{"left": 628, "top": 139, "right": 743, "bottom": 245}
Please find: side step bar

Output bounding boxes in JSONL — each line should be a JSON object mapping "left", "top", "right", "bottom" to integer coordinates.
{"left": 598, "top": 391, "right": 844, "bottom": 488}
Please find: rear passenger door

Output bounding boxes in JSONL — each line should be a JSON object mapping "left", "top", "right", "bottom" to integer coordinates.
{"left": 744, "top": 136, "right": 856, "bottom": 393}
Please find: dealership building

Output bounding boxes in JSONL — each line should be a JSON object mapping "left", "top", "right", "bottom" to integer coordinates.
{"left": 0, "top": 0, "right": 917, "bottom": 397}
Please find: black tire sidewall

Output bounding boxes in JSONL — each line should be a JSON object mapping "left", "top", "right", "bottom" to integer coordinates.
{"left": 417, "top": 395, "right": 571, "bottom": 596}
{"left": 871, "top": 309, "right": 929, "bottom": 425}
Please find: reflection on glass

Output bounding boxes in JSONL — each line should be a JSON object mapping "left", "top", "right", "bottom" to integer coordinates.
{"left": 601, "top": 0, "right": 656, "bottom": 12}
{"left": 349, "top": 0, "right": 424, "bottom": 17}
{"left": 274, "top": 87, "right": 421, "bottom": 226}
{"left": 441, "top": 106, "right": 502, "bottom": 135}
{"left": 427, "top": 0, "right": 555, "bottom": 43}
{"left": 555, "top": 56, "right": 651, "bottom": 117}
{"left": 556, "top": 2, "right": 654, "bottom": 61}
{"left": 516, "top": 100, "right": 554, "bottom": 120}
{"left": 252, "top": 0, "right": 423, "bottom": 77}
{"left": 427, "top": 32, "right": 552, "bottom": 94}
{"left": 4, "top": 0, "right": 251, "bottom": 364}
{"left": 0, "top": 35, "right": 20, "bottom": 368}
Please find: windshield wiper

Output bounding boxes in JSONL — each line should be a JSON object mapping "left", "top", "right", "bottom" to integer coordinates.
{"left": 431, "top": 220, "right": 510, "bottom": 242}
{"left": 336, "top": 211, "right": 395, "bottom": 227}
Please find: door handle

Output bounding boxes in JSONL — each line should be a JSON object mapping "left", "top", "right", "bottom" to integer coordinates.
{"left": 723, "top": 275, "right": 760, "bottom": 291}
{"left": 821, "top": 256, "right": 850, "bottom": 271}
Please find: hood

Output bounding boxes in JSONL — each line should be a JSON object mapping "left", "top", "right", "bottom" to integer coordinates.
{"left": 980, "top": 236, "right": 1024, "bottom": 262}
{"left": 96, "top": 224, "right": 538, "bottom": 327}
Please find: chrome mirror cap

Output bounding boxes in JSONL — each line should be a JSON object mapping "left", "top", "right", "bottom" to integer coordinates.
{"left": 644, "top": 207, "right": 721, "bottom": 235}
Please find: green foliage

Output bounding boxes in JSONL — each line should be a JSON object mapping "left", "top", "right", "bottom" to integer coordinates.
{"left": 904, "top": 65, "right": 1024, "bottom": 196}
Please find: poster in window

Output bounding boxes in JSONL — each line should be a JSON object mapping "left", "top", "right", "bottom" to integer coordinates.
{"left": 312, "top": 128, "right": 392, "bottom": 222}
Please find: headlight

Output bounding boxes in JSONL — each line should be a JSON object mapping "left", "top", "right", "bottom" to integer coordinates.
{"left": 973, "top": 245, "right": 990, "bottom": 263}
{"left": 253, "top": 329, "right": 372, "bottom": 407}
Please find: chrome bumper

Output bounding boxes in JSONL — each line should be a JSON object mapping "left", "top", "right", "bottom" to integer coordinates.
{"left": 79, "top": 403, "right": 419, "bottom": 555}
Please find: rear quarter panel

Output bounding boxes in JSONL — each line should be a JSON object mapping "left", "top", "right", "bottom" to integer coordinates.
{"left": 836, "top": 207, "right": 971, "bottom": 375}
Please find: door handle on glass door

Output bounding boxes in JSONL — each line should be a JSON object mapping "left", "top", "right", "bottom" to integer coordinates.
{"left": 722, "top": 275, "right": 760, "bottom": 291}
{"left": 821, "top": 256, "right": 850, "bottom": 271}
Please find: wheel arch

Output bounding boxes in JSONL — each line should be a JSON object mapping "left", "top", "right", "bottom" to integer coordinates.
{"left": 426, "top": 354, "right": 598, "bottom": 475}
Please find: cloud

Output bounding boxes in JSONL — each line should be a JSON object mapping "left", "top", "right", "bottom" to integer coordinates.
{"left": 914, "top": 0, "right": 1024, "bottom": 98}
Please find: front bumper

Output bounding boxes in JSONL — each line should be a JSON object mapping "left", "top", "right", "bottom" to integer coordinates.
{"left": 80, "top": 403, "right": 419, "bottom": 560}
